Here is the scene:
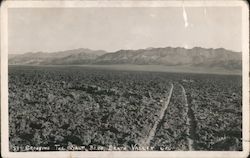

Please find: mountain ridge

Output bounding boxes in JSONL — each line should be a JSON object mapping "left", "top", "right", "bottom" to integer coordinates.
{"left": 9, "top": 47, "right": 242, "bottom": 71}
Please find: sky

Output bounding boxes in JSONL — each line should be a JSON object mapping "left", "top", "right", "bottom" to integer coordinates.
{"left": 8, "top": 7, "right": 242, "bottom": 54}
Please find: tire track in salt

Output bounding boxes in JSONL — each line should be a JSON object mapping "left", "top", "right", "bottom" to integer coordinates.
{"left": 180, "top": 84, "right": 194, "bottom": 151}
{"left": 139, "top": 83, "right": 174, "bottom": 147}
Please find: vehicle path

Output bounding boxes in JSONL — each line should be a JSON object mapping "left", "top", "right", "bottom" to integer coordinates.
{"left": 180, "top": 84, "right": 194, "bottom": 151}
{"left": 139, "top": 83, "right": 174, "bottom": 147}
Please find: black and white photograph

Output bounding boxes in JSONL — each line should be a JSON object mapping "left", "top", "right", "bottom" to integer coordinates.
{"left": 1, "top": 1, "right": 249, "bottom": 158}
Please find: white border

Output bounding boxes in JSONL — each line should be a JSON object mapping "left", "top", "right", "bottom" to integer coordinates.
{"left": 1, "top": 1, "right": 249, "bottom": 158}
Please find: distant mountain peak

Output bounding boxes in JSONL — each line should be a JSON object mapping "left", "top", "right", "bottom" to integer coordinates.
{"left": 145, "top": 47, "right": 155, "bottom": 50}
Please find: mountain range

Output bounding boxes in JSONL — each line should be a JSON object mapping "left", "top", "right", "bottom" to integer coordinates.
{"left": 9, "top": 47, "right": 242, "bottom": 70}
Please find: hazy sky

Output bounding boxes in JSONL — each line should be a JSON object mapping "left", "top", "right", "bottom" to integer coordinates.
{"left": 8, "top": 7, "right": 242, "bottom": 54}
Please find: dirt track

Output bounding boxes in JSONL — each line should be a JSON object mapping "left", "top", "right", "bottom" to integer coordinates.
{"left": 180, "top": 84, "right": 194, "bottom": 151}
{"left": 140, "top": 83, "right": 174, "bottom": 147}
